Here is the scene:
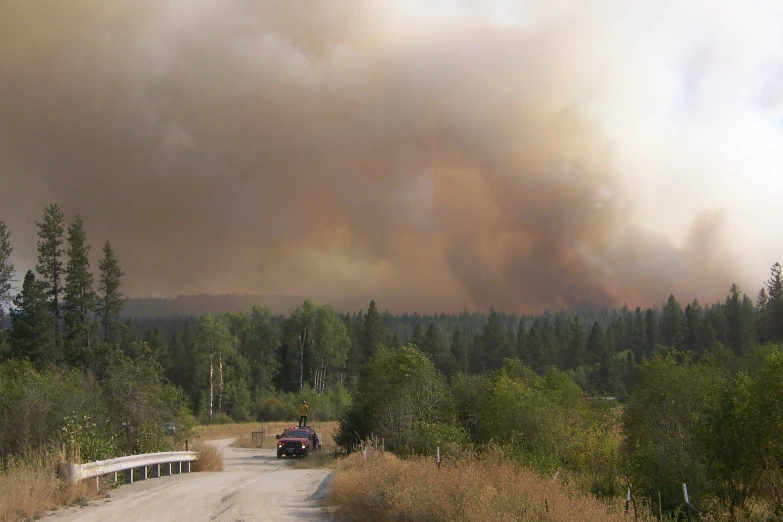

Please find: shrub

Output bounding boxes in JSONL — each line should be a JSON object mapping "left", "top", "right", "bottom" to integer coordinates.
{"left": 191, "top": 441, "right": 224, "bottom": 472}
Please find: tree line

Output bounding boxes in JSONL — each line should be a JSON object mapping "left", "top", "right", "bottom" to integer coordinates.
{"left": 116, "top": 262, "right": 783, "bottom": 416}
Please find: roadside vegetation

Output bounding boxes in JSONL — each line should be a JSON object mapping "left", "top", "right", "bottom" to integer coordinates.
{"left": 190, "top": 441, "right": 224, "bottom": 472}
{"left": 3, "top": 208, "right": 783, "bottom": 520}
{"left": 329, "top": 447, "right": 645, "bottom": 522}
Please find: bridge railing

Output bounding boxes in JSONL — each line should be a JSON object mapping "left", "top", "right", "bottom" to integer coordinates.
{"left": 58, "top": 451, "right": 198, "bottom": 489}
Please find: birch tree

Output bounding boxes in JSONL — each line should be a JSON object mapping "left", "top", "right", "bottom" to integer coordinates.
{"left": 285, "top": 300, "right": 316, "bottom": 393}
{"left": 196, "top": 313, "right": 231, "bottom": 421}
{"left": 311, "top": 304, "right": 350, "bottom": 394}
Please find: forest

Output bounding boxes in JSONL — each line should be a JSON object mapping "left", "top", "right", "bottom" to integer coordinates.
{"left": 3, "top": 205, "right": 783, "bottom": 520}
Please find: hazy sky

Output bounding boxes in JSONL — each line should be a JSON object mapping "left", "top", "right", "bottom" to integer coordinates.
{"left": 1, "top": 0, "right": 782, "bottom": 313}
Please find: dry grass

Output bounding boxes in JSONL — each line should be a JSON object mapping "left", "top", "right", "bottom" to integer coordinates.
{"left": 328, "top": 447, "right": 656, "bottom": 522}
{"left": 0, "top": 452, "right": 96, "bottom": 522}
{"left": 193, "top": 421, "right": 338, "bottom": 450}
{"left": 190, "top": 441, "right": 225, "bottom": 472}
{"left": 287, "top": 450, "right": 336, "bottom": 470}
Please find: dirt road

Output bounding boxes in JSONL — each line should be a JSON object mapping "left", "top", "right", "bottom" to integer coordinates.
{"left": 44, "top": 439, "right": 336, "bottom": 522}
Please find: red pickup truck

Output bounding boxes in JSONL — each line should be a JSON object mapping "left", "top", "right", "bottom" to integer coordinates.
{"left": 275, "top": 426, "right": 321, "bottom": 458}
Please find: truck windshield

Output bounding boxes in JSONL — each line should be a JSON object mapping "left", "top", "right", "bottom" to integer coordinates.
{"left": 283, "top": 430, "right": 309, "bottom": 438}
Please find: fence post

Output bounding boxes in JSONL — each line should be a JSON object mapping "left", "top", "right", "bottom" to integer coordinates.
{"left": 683, "top": 484, "right": 692, "bottom": 522}
{"left": 436, "top": 447, "right": 441, "bottom": 469}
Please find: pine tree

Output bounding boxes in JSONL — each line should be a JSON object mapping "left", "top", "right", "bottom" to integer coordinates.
{"left": 683, "top": 300, "right": 702, "bottom": 354}
{"left": 660, "top": 294, "right": 685, "bottom": 349}
{"left": 481, "top": 310, "right": 513, "bottom": 371}
{"left": 540, "top": 316, "right": 556, "bottom": 370}
{"left": 630, "top": 308, "right": 646, "bottom": 360}
{"left": 359, "top": 300, "right": 385, "bottom": 365}
{"left": 766, "top": 263, "right": 783, "bottom": 342}
{"left": 523, "top": 319, "right": 542, "bottom": 372}
{"left": 564, "top": 315, "right": 585, "bottom": 369}
{"left": 0, "top": 221, "right": 14, "bottom": 350}
{"left": 724, "top": 284, "right": 754, "bottom": 355}
{"left": 62, "top": 215, "right": 97, "bottom": 368}
{"left": 96, "top": 241, "right": 125, "bottom": 345}
{"left": 410, "top": 323, "right": 426, "bottom": 347}
{"left": 0, "top": 220, "right": 13, "bottom": 315}
{"left": 592, "top": 321, "right": 618, "bottom": 393}
{"left": 421, "top": 322, "right": 453, "bottom": 376}
{"left": 756, "top": 287, "right": 771, "bottom": 344}
{"left": 35, "top": 204, "right": 66, "bottom": 350}
{"left": 644, "top": 308, "right": 658, "bottom": 356}
{"left": 9, "top": 270, "right": 56, "bottom": 368}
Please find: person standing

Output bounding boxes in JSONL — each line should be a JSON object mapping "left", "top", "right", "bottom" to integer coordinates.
{"left": 298, "top": 400, "right": 309, "bottom": 427}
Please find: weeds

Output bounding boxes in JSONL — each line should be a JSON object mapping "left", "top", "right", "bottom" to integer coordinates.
{"left": 328, "top": 447, "right": 655, "bottom": 522}
{"left": 0, "top": 451, "right": 92, "bottom": 522}
{"left": 190, "top": 441, "right": 224, "bottom": 472}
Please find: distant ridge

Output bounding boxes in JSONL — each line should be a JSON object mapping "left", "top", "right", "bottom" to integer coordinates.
{"left": 121, "top": 293, "right": 392, "bottom": 318}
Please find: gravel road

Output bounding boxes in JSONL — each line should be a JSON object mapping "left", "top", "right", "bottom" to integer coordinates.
{"left": 44, "top": 439, "right": 336, "bottom": 522}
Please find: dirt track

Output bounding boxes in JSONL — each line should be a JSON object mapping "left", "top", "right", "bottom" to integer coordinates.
{"left": 44, "top": 439, "right": 336, "bottom": 522}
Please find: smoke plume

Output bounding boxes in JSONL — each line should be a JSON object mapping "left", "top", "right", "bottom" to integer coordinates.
{"left": 1, "top": 0, "right": 780, "bottom": 313}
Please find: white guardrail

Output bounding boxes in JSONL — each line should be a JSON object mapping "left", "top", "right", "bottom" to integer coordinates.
{"left": 58, "top": 451, "right": 198, "bottom": 489}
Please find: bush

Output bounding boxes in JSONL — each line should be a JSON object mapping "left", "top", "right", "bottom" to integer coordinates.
{"left": 191, "top": 441, "right": 224, "bottom": 472}
{"left": 254, "top": 397, "right": 297, "bottom": 422}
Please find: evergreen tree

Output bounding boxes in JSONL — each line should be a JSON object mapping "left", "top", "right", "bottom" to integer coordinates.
{"left": 62, "top": 215, "right": 97, "bottom": 367}
{"left": 421, "top": 322, "right": 453, "bottom": 377}
{"left": 35, "top": 204, "right": 66, "bottom": 351}
{"left": 410, "top": 323, "right": 426, "bottom": 347}
{"left": 540, "top": 316, "right": 556, "bottom": 370}
{"left": 644, "top": 308, "right": 658, "bottom": 356}
{"left": 660, "top": 294, "right": 685, "bottom": 349}
{"left": 564, "top": 315, "right": 585, "bottom": 369}
{"left": 683, "top": 300, "right": 702, "bottom": 354}
{"left": 766, "top": 263, "right": 783, "bottom": 342}
{"left": 593, "top": 321, "right": 619, "bottom": 393}
{"left": 359, "top": 300, "right": 385, "bottom": 365}
{"left": 450, "top": 325, "right": 466, "bottom": 372}
{"left": 630, "top": 308, "right": 646, "bottom": 360}
{"left": 586, "top": 321, "right": 604, "bottom": 361}
{"left": 9, "top": 270, "right": 56, "bottom": 368}
{"left": 0, "top": 221, "right": 14, "bottom": 350}
{"left": 96, "top": 241, "right": 125, "bottom": 345}
{"left": 523, "top": 318, "right": 543, "bottom": 372}
{"left": 0, "top": 220, "right": 13, "bottom": 317}
{"left": 756, "top": 287, "right": 772, "bottom": 344}
{"left": 481, "top": 310, "right": 513, "bottom": 371}
{"left": 724, "top": 284, "right": 754, "bottom": 355}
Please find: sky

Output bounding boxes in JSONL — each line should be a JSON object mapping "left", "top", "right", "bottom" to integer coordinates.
{"left": 1, "top": 0, "right": 782, "bottom": 314}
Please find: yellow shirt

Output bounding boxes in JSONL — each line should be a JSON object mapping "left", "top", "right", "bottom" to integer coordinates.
{"left": 299, "top": 404, "right": 309, "bottom": 416}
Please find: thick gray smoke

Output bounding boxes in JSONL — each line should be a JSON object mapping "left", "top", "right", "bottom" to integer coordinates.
{"left": 1, "top": 0, "right": 772, "bottom": 313}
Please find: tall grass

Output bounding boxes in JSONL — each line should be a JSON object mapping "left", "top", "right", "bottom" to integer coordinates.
{"left": 328, "top": 447, "right": 655, "bottom": 522}
{"left": 0, "top": 451, "right": 91, "bottom": 522}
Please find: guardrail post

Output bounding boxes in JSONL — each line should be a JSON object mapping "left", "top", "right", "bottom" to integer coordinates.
{"left": 175, "top": 461, "right": 181, "bottom": 474}
{"left": 139, "top": 466, "right": 147, "bottom": 480}
{"left": 183, "top": 461, "right": 190, "bottom": 473}
{"left": 151, "top": 464, "right": 160, "bottom": 478}
{"left": 125, "top": 469, "right": 134, "bottom": 484}
{"left": 162, "top": 462, "right": 171, "bottom": 476}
